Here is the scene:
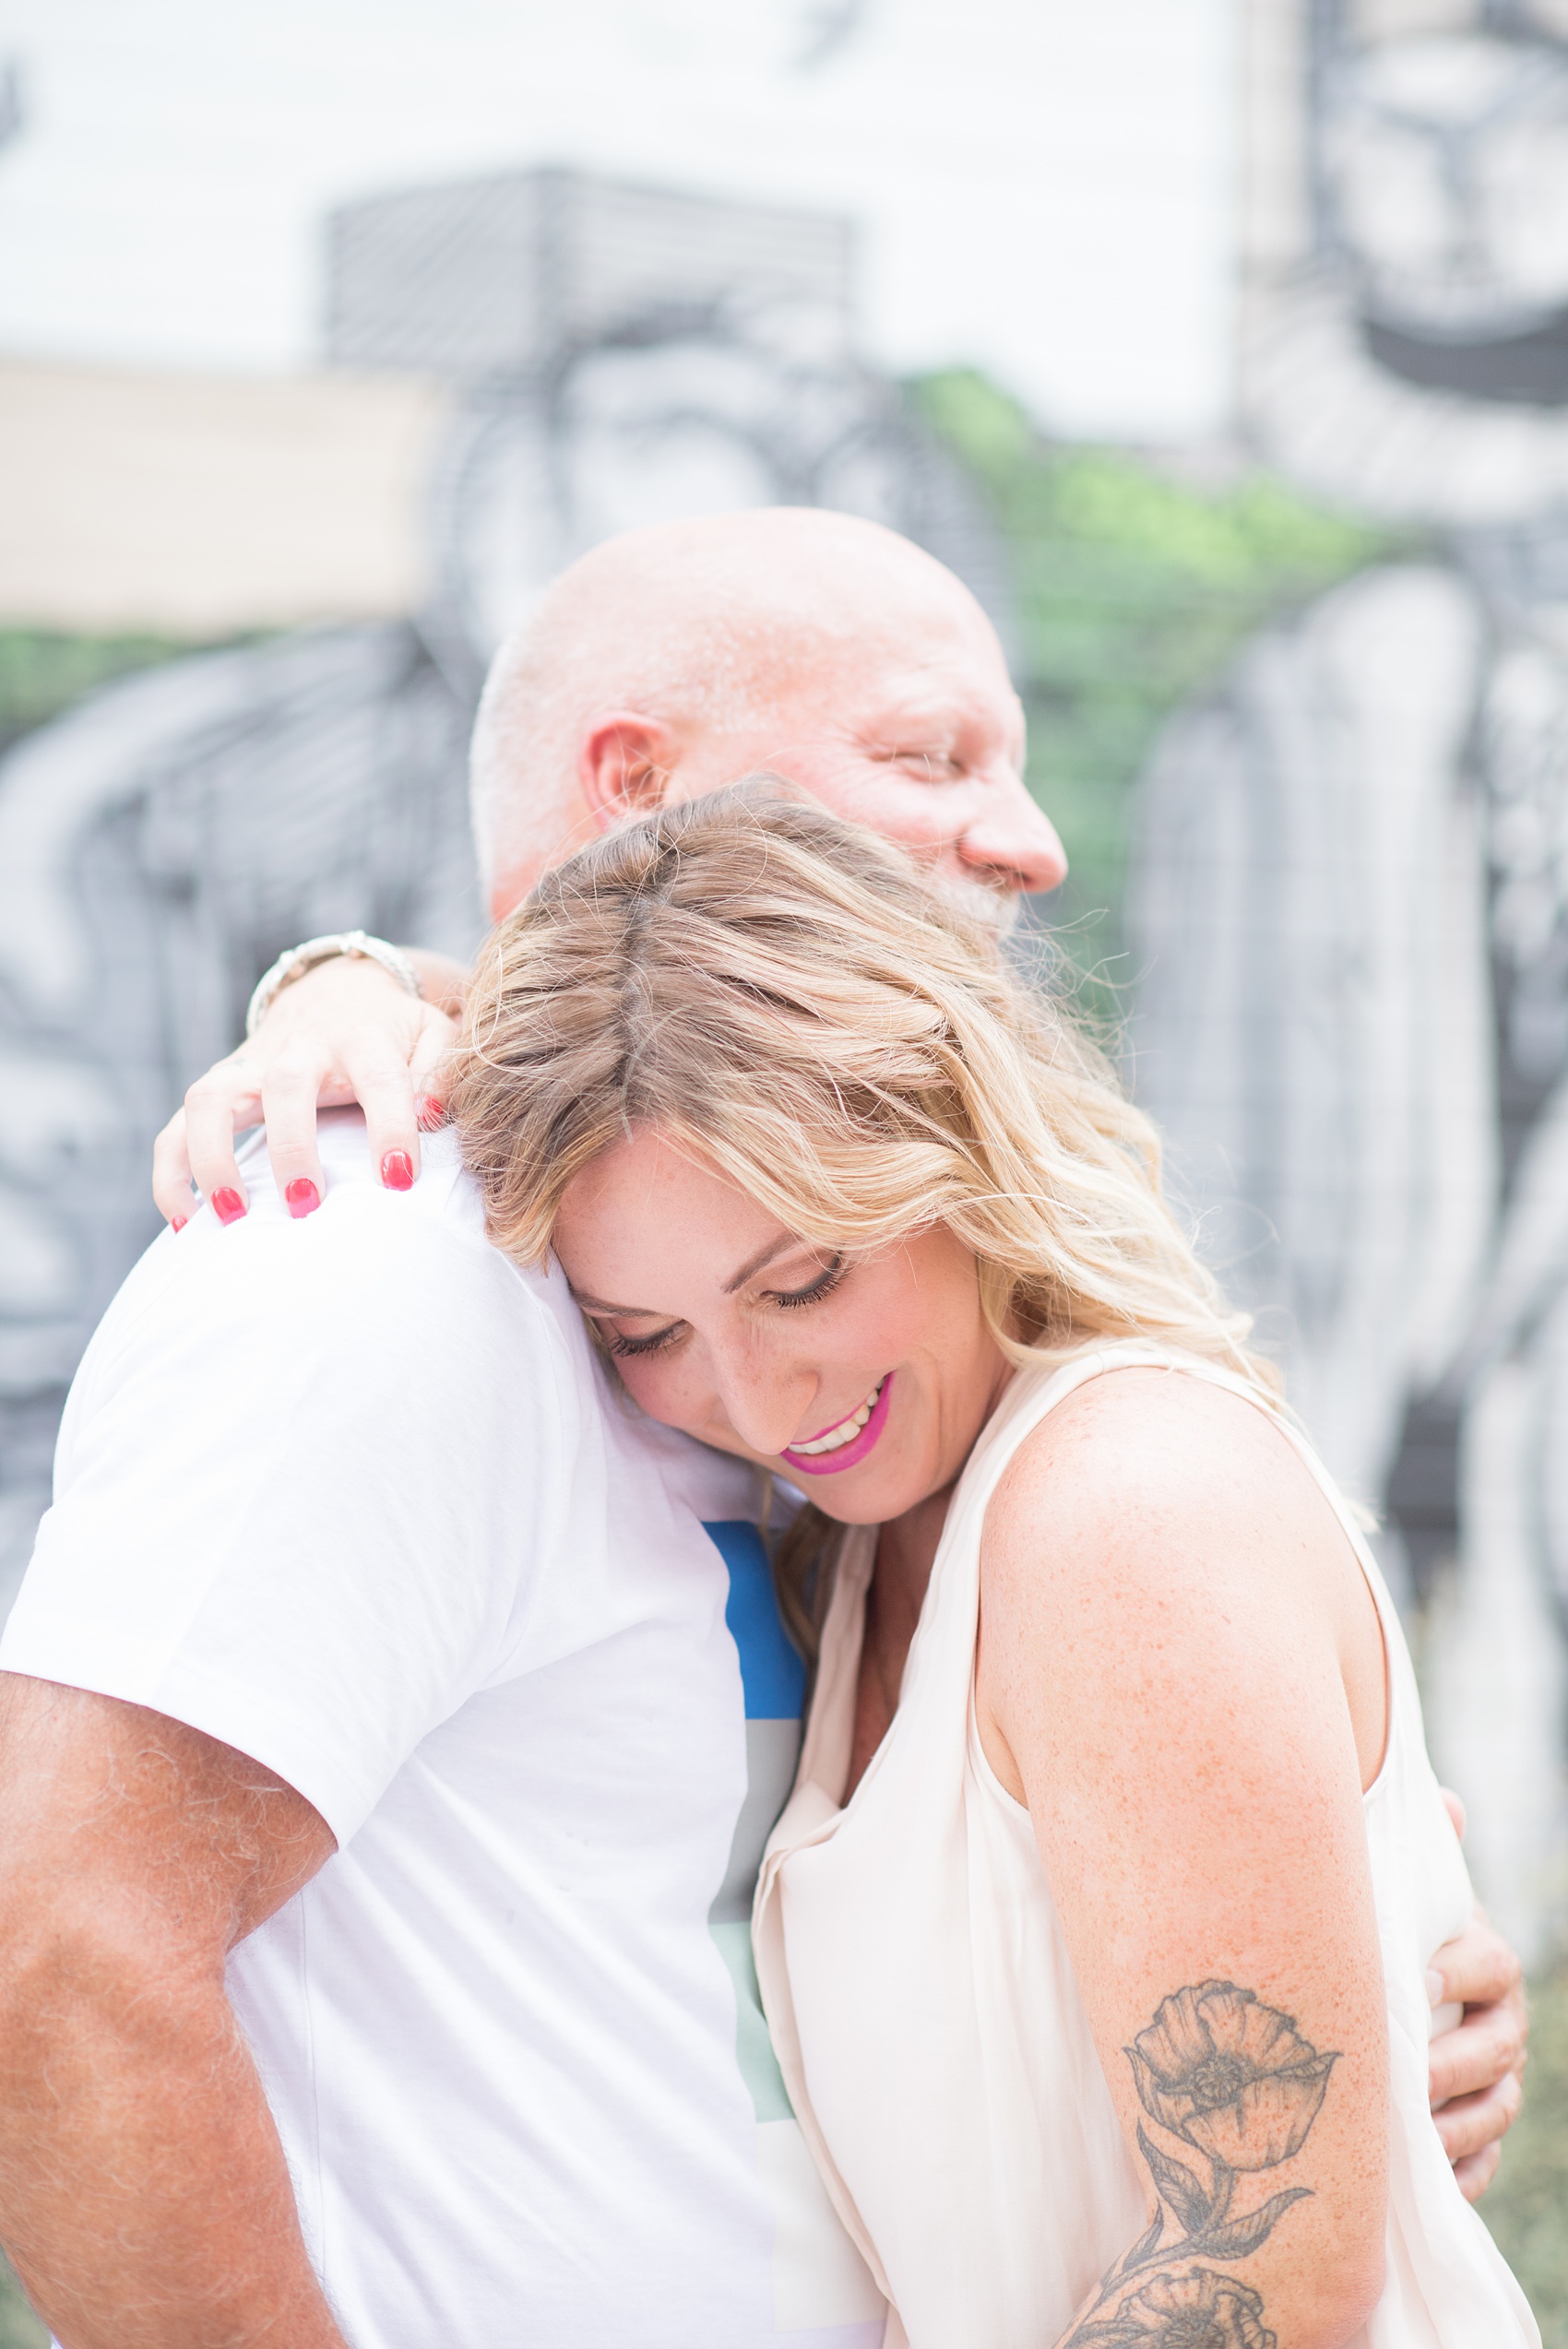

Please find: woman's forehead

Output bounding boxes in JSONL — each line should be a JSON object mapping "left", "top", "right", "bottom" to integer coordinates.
{"left": 556, "top": 1131, "right": 784, "bottom": 1282}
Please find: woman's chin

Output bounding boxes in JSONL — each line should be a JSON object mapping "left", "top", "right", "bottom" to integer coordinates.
{"left": 665, "top": 1408, "right": 939, "bottom": 1524}
{"left": 794, "top": 1485, "right": 893, "bottom": 1526}
{"left": 782, "top": 1450, "right": 935, "bottom": 1526}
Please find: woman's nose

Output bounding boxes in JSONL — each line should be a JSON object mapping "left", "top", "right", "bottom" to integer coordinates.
{"left": 713, "top": 1356, "right": 816, "bottom": 1461}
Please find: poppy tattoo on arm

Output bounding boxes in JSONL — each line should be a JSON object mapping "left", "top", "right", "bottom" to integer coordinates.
{"left": 1064, "top": 1980, "right": 1340, "bottom": 2349}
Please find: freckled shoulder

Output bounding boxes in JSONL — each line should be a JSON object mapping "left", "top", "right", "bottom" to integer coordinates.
{"left": 981, "top": 1366, "right": 1339, "bottom": 1619}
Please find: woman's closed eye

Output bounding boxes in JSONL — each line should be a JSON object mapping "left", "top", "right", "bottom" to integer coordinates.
{"left": 600, "top": 1253, "right": 846, "bottom": 1357}
{"left": 767, "top": 1252, "right": 847, "bottom": 1311}
{"left": 606, "top": 1320, "right": 685, "bottom": 1360}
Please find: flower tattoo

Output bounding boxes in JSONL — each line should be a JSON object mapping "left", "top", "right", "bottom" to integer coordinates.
{"left": 1127, "top": 1982, "right": 1337, "bottom": 2173}
{"left": 1072, "top": 2267, "right": 1274, "bottom": 2349}
{"left": 1063, "top": 1981, "right": 1341, "bottom": 2349}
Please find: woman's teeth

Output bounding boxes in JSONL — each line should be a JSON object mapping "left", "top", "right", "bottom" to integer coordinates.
{"left": 788, "top": 1378, "right": 886, "bottom": 1457}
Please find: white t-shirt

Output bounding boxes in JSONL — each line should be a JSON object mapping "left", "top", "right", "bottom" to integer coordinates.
{"left": 1, "top": 1115, "right": 883, "bottom": 2349}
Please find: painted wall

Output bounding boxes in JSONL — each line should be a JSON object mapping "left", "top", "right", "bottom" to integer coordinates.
{"left": 1133, "top": 0, "right": 1568, "bottom": 1962}
{"left": 0, "top": 361, "right": 445, "bottom": 634}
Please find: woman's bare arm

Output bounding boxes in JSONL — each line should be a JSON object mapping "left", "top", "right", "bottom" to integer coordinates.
{"left": 978, "top": 1370, "right": 1390, "bottom": 2348}
{"left": 152, "top": 947, "right": 468, "bottom": 1226}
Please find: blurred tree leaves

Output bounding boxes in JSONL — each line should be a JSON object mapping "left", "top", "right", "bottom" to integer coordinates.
{"left": 1481, "top": 1962, "right": 1568, "bottom": 2345}
{"left": 0, "top": 629, "right": 198, "bottom": 756}
{"left": 0, "top": 2257, "right": 43, "bottom": 2349}
{"left": 909, "top": 368, "right": 1407, "bottom": 989}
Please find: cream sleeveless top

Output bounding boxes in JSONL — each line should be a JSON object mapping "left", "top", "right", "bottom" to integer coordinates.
{"left": 754, "top": 1344, "right": 1539, "bottom": 2349}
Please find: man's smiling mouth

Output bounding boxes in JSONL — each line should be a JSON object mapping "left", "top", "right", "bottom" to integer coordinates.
{"left": 781, "top": 1374, "right": 893, "bottom": 1476}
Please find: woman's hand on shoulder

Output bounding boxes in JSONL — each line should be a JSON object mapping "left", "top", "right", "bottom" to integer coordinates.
{"left": 978, "top": 1368, "right": 1389, "bottom": 2349}
{"left": 151, "top": 950, "right": 465, "bottom": 1228}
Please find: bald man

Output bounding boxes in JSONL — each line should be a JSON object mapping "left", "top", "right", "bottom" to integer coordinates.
{"left": 153, "top": 509, "right": 1066, "bottom": 1222}
{"left": 0, "top": 518, "right": 1521, "bottom": 2349}
{"left": 155, "top": 505, "right": 1527, "bottom": 2189}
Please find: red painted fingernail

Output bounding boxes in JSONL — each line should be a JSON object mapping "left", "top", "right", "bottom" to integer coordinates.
{"left": 381, "top": 1150, "right": 414, "bottom": 1191}
{"left": 171, "top": 1215, "right": 187, "bottom": 1234}
{"left": 285, "top": 1179, "right": 320, "bottom": 1219}
{"left": 212, "top": 1188, "right": 246, "bottom": 1225}
{"left": 416, "top": 1096, "right": 445, "bottom": 1132}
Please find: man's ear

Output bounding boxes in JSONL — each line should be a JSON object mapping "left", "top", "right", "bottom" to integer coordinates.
{"left": 578, "top": 712, "right": 681, "bottom": 832}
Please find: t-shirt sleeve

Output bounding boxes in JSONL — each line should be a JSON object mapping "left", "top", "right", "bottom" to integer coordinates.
{"left": 0, "top": 1188, "right": 580, "bottom": 1844}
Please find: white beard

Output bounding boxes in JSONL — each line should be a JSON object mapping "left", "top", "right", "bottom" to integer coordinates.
{"left": 931, "top": 864, "right": 1024, "bottom": 939}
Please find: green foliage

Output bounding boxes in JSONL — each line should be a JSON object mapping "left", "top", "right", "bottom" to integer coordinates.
{"left": 909, "top": 369, "right": 1408, "bottom": 989}
{"left": 1483, "top": 1961, "right": 1568, "bottom": 2344}
{"left": 0, "top": 627, "right": 206, "bottom": 752}
{"left": 0, "top": 2258, "right": 43, "bottom": 2349}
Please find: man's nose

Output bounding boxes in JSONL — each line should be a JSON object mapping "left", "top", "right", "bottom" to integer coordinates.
{"left": 960, "top": 767, "right": 1067, "bottom": 896}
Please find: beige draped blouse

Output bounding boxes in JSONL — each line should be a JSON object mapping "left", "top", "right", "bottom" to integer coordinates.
{"left": 754, "top": 1343, "right": 1538, "bottom": 2349}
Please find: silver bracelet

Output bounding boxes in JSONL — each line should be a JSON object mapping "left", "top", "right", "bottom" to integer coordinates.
{"left": 245, "top": 931, "right": 423, "bottom": 1038}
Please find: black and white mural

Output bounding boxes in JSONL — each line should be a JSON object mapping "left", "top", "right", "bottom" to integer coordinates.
{"left": 0, "top": 163, "right": 1006, "bottom": 1611}
{"left": 7, "top": 0, "right": 1567, "bottom": 1968}
{"left": 1131, "top": 0, "right": 1568, "bottom": 1958}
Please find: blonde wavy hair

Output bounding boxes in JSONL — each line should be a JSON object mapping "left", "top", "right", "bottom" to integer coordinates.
{"left": 448, "top": 781, "right": 1278, "bottom": 1650}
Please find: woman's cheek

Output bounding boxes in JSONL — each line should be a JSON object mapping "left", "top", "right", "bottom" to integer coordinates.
{"left": 617, "top": 1356, "right": 709, "bottom": 1437}
{"left": 614, "top": 1358, "right": 672, "bottom": 1419}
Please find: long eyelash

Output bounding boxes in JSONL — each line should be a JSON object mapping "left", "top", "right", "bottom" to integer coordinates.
{"left": 773, "top": 1254, "right": 846, "bottom": 1311}
{"left": 608, "top": 1323, "right": 683, "bottom": 1359}
{"left": 606, "top": 1254, "right": 846, "bottom": 1355}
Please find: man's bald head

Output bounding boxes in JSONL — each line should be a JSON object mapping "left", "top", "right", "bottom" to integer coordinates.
{"left": 469, "top": 507, "right": 1065, "bottom": 916}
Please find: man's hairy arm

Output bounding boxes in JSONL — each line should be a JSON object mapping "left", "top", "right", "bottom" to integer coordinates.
{"left": 0, "top": 1675, "right": 344, "bottom": 2349}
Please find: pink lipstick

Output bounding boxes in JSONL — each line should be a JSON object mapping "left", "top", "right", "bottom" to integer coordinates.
{"left": 781, "top": 1372, "right": 895, "bottom": 1477}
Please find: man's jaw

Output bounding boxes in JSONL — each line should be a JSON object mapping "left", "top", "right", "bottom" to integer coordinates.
{"left": 933, "top": 865, "right": 1023, "bottom": 936}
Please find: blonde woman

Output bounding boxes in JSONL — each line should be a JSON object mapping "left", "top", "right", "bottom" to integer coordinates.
{"left": 447, "top": 783, "right": 1538, "bottom": 2349}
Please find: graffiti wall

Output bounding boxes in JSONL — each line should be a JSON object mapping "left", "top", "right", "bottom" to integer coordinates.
{"left": 0, "top": 161, "right": 1006, "bottom": 1615}
{"left": 1132, "top": 0, "right": 1568, "bottom": 1961}
{"left": 4, "top": 0, "right": 1568, "bottom": 1976}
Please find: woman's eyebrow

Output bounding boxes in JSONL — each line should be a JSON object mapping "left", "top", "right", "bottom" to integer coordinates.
{"left": 722, "top": 1231, "right": 802, "bottom": 1295}
{"left": 567, "top": 1288, "right": 664, "bottom": 1318}
{"left": 568, "top": 1231, "right": 803, "bottom": 1316}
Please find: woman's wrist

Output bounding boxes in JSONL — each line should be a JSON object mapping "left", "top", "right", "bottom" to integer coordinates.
{"left": 246, "top": 932, "right": 422, "bottom": 1037}
{"left": 401, "top": 947, "right": 469, "bottom": 1019}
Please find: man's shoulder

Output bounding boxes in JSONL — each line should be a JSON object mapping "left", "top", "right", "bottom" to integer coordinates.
{"left": 612, "top": 1407, "right": 770, "bottom": 1525}
{"left": 14, "top": 1121, "right": 599, "bottom": 1848}
{"left": 68, "top": 1113, "right": 576, "bottom": 1459}
{"left": 164, "top": 1112, "right": 544, "bottom": 1315}
{"left": 257, "top": 1110, "right": 510, "bottom": 1263}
